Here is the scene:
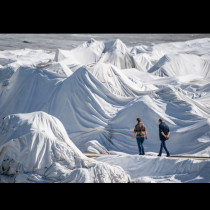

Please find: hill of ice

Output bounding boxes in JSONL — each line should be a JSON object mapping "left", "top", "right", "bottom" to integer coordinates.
{"left": 1, "top": 37, "right": 210, "bottom": 182}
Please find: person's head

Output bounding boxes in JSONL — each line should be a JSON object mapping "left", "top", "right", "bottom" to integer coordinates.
{"left": 136, "top": 118, "right": 141, "bottom": 124}
{"left": 158, "top": 119, "right": 163, "bottom": 124}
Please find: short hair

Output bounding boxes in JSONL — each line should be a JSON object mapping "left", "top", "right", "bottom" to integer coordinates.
{"left": 159, "top": 118, "right": 163, "bottom": 123}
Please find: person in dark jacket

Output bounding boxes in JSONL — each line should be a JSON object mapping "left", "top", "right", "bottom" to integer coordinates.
{"left": 158, "top": 119, "right": 170, "bottom": 157}
{"left": 132, "top": 118, "right": 148, "bottom": 155}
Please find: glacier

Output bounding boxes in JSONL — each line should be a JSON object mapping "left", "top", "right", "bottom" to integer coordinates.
{"left": 0, "top": 36, "right": 210, "bottom": 183}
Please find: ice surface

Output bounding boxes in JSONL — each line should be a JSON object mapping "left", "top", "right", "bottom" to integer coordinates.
{"left": 1, "top": 34, "right": 210, "bottom": 51}
{"left": 1, "top": 36, "right": 210, "bottom": 182}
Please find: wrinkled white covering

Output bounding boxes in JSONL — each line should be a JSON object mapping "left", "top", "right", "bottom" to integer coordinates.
{"left": 96, "top": 154, "right": 210, "bottom": 183}
{"left": 148, "top": 54, "right": 210, "bottom": 78}
{"left": 1, "top": 37, "right": 210, "bottom": 182}
{"left": 0, "top": 112, "right": 130, "bottom": 183}
{"left": 83, "top": 140, "right": 110, "bottom": 154}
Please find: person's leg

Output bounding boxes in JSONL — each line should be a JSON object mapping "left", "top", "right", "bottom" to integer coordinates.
{"left": 162, "top": 140, "right": 170, "bottom": 155}
{"left": 158, "top": 141, "right": 163, "bottom": 156}
{"left": 136, "top": 137, "right": 141, "bottom": 155}
{"left": 140, "top": 137, "right": 145, "bottom": 155}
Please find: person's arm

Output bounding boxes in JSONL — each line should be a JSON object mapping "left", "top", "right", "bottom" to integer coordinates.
{"left": 161, "top": 131, "right": 167, "bottom": 138}
{"left": 143, "top": 125, "right": 148, "bottom": 140}
{"left": 166, "top": 126, "right": 170, "bottom": 139}
{"left": 166, "top": 132, "right": 170, "bottom": 139}
{"left": 145, "top": 129, "right": 148, "bottom": 140}
{"left": 132, "top": 126, "right": 136, "bottom": 140}
{"left": 132, "top": 131, "right": 136, "bottom": 140}
{"left": 160, "top": 124, "right": 167, "bottom": 138}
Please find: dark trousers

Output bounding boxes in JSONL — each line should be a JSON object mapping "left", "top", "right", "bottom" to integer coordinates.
{"left": 159, "top": 140, "right": 170, "bottom": 155}
{"left": 136, "top": 137, "right": 145, "bottom": 155}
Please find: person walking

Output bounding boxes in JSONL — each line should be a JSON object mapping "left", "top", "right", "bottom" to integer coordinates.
{"left": 158, "top": 119, "right": 170, "bottom": 157}
{"left": 132, "top": 118, "right": 148, "bottom": 155}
